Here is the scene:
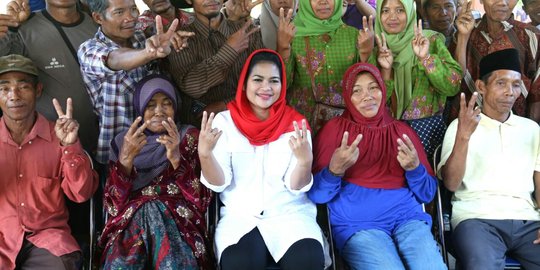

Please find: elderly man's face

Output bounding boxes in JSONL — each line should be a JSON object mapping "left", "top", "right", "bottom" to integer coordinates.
{"left": 424, "top": 0, "right": 456, "bottom": 35}
{"left": 0, "top": 72, "right": 41, "bottom": 123}
{"left": 477, "top": 69, "right": 521, "bottom": 118}
{"left": 481, "top": 0, "right": 518, "bottom": 22}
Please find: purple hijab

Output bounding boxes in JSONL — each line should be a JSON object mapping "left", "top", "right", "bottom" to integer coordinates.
{"left": 110, "top": 74, "right": 180, "bottom": 190}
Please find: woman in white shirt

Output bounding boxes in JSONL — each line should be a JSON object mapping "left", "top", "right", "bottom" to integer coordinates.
{"left": 198, "top": 49, "right": 325, "bottom": 270}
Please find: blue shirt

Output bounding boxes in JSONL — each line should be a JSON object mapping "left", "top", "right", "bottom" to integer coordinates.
{"left": 308, "top": 165, "right": 437, "bottom": 251}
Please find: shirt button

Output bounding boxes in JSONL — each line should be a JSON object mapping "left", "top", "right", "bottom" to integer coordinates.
{"left": 18, "top": 146, "right": 22, "bottom": 150}
{"left": 20, "top": 203, "right": 25, "bottom": 206}
{"left": 19, "top": 174, "right": 23, "bottom": 178}
{"left": 70, "top": 163, "right": 74, "bottom": 167}
{"left": 28, "top": 141, "right": 32, "bottom": 144}
{"left": 64, "top": 150, "right": 69, "bottom": 154}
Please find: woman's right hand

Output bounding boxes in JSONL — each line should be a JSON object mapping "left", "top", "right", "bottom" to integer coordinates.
{"left": 198, "top": 111, "right": 222, "bottom": 159}
{"left": 375, "top": 33, "right": 393, "bottom": 70}
{"left": 277, "top": 8, "right": 296, "bottom": 52}
{"left": 357, "top": 15, "right": 374, "bottom": 59}
{"left": 119, "top": 117, "right": 149, "bottom": 174}
{"left": 328, "top": 131, "right": 363, "bottom": 176}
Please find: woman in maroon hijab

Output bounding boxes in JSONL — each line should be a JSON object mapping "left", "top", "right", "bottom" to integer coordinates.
{"left": 308, "top": 63, "right": 446, "bottom": 269}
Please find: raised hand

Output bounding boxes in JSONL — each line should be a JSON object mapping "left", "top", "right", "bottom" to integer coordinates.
{"left": 226, "top": 19, "right": 259, "bottom": 53}
{"left": 225, "top": 0, "right": 264, "bottom": 21}
{"left": 277, "top": 7, "right": 296, "bottom": 51}
{"left": 6, "top": 0, "right": 30, "bottom": 24}
{"left": 53, "top": 98, "right": 79, "bottom": 146}
{"left": 357, "top": 15, "right": 375, "bottom": 57}
{"left": 198, "top": 111, "right": 222, "bottom": 158}
{"left": 170, "top": 30, "right": 195, "bottom": 52}
{"left": 119, "top": 117, "right": 148, "bottom": 173}
{"left": 396, "top": 134, "right": 420, "bottom": 171}
{"left": 145, "top": 15, "right": 179, "bottom": 58}
{"left": 455, "top": 1, "right": 474, "bottom": 37}
{"left": 456, "top": 92, "right": 481, "bottom": 140}
{"left": 412, "top": 19, "right": 430, "bottom": 61}
{"left": 375, "top": 33, "right": 393, "bottom": 70}
{"left": 156, "top": 117, "right": 181, "bottom": 169}
{"left": 328, "top": 131, "right": 363, "bottom": 176}
{"left": 289, "top": 120, "right": 312, "bottom": 166}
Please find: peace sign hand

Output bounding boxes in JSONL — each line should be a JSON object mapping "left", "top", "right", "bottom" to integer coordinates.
{"left": 156, "top": 117, "right": 181, "bottom": 169}
{"left": 455, "top": 1, "right": 474, "bottom": 37}
{"left": 119, "top": 117, "right": 149, "bottom": 173}
{"left": 357, "top": 15, "right": 375, "bottom": 56}
{"left": 289, "top": 120, "right": 312, "bottom": 166}
{"left": 53, "top": 98, "right": 79, "bottom": 146}
{"left": 375, "top": 33, "right": 393, "bottom": 70}
{"left": 277, "top": 8, "right": 296, "bottom": 51}
{"left": 457, "top": 92, "right": 481, "bottom": 140}
{"left": 328, "top": 131, "right": 363, "bottom": 176}
{"left": 198, "top": 111, "right": 222, "bottom": 159}
{"left": 226, "top": 19, "right": 260, "bottom": 53}
{"left": 145, "top": 15, "right": 179, "bottom": 59}
{"left": 396, "top": 134, "right": 420, "bottom": 171}
{"left": 412, "top": 19, "right": 430, "bottom": 61}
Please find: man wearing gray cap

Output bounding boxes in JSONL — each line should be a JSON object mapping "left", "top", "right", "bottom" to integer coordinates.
{"left": 438, "top": 49, "right": 540, "bottom": 269}
{"left": 0, "top": 54, "right": 98, "bottom": 269}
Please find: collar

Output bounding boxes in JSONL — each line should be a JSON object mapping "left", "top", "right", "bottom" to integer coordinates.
{"left": 477, "top": 15, "right": 515, "bottom": 45}
{"left": 96, "top": 27, "right": 146, "bottom": 49}
{"left": 0, "top": 113, "right": 52, "bottom": 146}
{"left": 479, "top": 111, "right": 518, "bottom": 127}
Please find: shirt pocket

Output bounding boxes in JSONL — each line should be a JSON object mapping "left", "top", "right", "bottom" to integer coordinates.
{"left": 32, "top": 176, "right": 63, "bottom": 213}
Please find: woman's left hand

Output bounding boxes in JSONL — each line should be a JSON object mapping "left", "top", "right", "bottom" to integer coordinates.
{"left": 396, "top": 134, "right": 420, "bottom": 171}
{"left": 412, "top": 19, "right": 430, "bottom": 61}
{"left": 156, "top": 117, "right": 181, "bottom": 169}
{"left": 289, "top": 120, "right": 312, "bottom": 167}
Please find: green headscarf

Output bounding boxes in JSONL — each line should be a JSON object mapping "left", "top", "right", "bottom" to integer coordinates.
{"left": 294, "top": 0, "right": 344, "bottom": 37}
{"left": 374, "top": 0, "right": 439, "bottom": 118}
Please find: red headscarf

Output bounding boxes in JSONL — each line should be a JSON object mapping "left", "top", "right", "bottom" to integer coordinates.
{"left": 313, "top": 63, "right": 433, "bottom": 189}
{"left": 227, "top": 49, "right": 309, "bottom": 145}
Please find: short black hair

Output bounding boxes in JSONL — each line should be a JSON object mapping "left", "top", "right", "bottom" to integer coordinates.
{"left": 245, "top": 52, "right": 283, "bottom": 83}
{"left": 423, "top": 0, "right": 457, "bottom": 10}
{"left": 87, "top": 0, "right": 110, "bottom": 15}
{"left": 481, "top": 72, "right": 493, "bottom": 84}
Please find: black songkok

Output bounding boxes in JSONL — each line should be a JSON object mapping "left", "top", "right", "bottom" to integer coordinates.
{"left": 479, "top": 49, "right": 521, "bottom": 78}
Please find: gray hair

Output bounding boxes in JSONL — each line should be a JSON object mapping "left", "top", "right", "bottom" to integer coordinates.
{"left": 86, "top": 0, "right": 110, "bottom": 15}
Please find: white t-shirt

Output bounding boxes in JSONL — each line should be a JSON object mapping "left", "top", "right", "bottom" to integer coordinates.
{"left": 201, "top": 111, "right": 324, "bottom": 262}
{"left": 438, "top": 113, "right": 540, "bottom": 228}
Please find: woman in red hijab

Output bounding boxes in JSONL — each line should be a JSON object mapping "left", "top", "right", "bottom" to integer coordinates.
{"left": 198, "top": 49, "right": 326, "bottom": 270}
{"left": 308, "top": 62, "right": 446, "bottom": 269}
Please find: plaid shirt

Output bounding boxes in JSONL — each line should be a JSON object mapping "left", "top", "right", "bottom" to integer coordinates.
{"left": 78, "top": 28, "right": 157, "bottom": 164}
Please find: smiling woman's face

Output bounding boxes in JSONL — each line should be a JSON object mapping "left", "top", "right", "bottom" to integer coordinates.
{"left": 143, "top": 92, "right": 175, "bottom": 133}
{"left": 350, "top": 72, "right": 382, "bottom": 118}
{"left": 380, "top": 0, "right": 407, "bottom": 34}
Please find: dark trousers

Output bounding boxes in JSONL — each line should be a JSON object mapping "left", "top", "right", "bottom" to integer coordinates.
{"left": 453, "top": 219, "right": 540, "bottom": 270}
{"left": 220, "top": 227, "right": 324, "bottom": 270}
{"left": 15, "top": 239, "right": 82, "bottom": 270}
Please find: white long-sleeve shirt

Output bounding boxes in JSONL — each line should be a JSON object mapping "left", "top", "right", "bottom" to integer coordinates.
{"left": 201, "top": 111, "right": 324, "bottom": 262}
